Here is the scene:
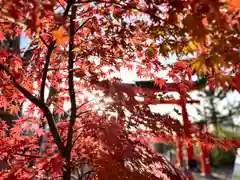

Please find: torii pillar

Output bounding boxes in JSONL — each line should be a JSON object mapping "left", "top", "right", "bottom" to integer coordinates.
{"left": 179, "top": 93, "right": 195, "bottom": 168}
{"left": 198, "top": 123, "right": 211, "bottom": 176}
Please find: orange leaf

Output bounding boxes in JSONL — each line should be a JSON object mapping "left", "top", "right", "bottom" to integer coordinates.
{"left": 57, "top": 0, "right": 66, "bottom": 6}
{"left": 52, "top": 27, "right": 69, "bottom": 46}
{"left": 228, "top": 0, "right": 240, "bottom": 10}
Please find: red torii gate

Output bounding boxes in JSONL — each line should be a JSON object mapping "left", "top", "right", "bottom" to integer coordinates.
{"left": 132, "top": 81, "right": 211, "bottom": 175}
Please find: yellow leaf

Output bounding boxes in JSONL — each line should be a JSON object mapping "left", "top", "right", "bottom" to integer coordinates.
{"left": 188, "top": 42, "right": 197, "bottom": 50}
{"left": 183, "top": 41, "right": 198, "bottom": 53}
{"left": 52, "top": 27, "right": 69, "bottom": 46}
{"left": 72, "top": 46, "right": 81, "bottom": 52}
{"left": 191, "top": 56, "right": 207, "bottom": 75}
{"left": 191, "top": 55, "right": 222, "bottom": 76}
{"left": 213, "top": 63, "right": 220, "bottom": 73}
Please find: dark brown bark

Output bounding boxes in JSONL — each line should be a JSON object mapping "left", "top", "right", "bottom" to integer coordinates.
{"left": 65, "top": 2, "right": 77, "bottom": 161}
{"left": 40, "top": 41, "right": 56, "bottom": 102}
{"left": 62, "top": 166, "right": 72, "bottom": 180}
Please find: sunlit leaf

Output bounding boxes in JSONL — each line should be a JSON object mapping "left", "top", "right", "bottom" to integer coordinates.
{"left": 52, "top": 27, "right": 69, "bottom": 46}
{"left": 228, "top": 0, "right": 240, "bottom": 10}
{"left": 72, "top": 46, "right": 81, "bottom": 52}
{"left": 153, "top": 78, "right": 166, "bottom": 88}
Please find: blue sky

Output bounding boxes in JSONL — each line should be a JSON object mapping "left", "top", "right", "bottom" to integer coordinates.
{"left": 20, "top": 34, "right": 31, "bottom": 51}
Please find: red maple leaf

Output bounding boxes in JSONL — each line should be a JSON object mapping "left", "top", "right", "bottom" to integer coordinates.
{"left": 23, "top": 124, "right": 32, "bottom": 131}
{"left": 0, "top": 96, "right": 9, "bottom": 111}
{"left": 10, "top": 126, "right": 22, "bottom": 135}
{"left": 36, "top": 128, "right": 45, "bottom": 137}
{"left": 9, "top": 105, "right": 20, "bottom": 115}
{"left": 0, "top": 31, "right": 5, "bottom": 41}
{"left": 0, "top": 121, "right": 8, "bottom": 130}
{"left": 153, "top": 78, "right": 167, "bottom": 88}
{"left": 56, "top": 107, "right": 64, "bottom": 115}
{"left": 175, "top": 61, "right": 188, "bottom": 69}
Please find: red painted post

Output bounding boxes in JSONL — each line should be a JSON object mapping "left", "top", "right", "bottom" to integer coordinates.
{"left": 180, "top": 93, "right": 194, "bottom": 168}
{"left": 199, "top": 144, "right": 211, "bottom": 175}
{"left": 176, "top": 137, "right": 184, "bottom": 166}
{"left": 199, "top": 124, "right": 211, "bottom": 176}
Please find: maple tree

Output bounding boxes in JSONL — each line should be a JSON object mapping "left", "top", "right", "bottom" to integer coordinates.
{"left": 0, "top": 0, "right": 239, "bottom": 179}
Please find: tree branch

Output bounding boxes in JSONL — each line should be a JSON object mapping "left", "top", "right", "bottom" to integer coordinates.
{"left": 71, "top": 132, "right": 83, "bottom": 149}
{"left": 79, "top": 170, "right": 95, "bottom": 180}
{"left": 15, "top": 153, "right": 42, "bottom": 159}
{"left": 40, "top": 41, "right": 56, "bottom": 102}
{"left": 39, "top": 36, "right": 49, "bottom": 48}
{"left": 64, "top": 0, "right": 74, "bottom": 18}
{"left": 75, "top": 18, "right": 92, "bottom": 34}
{"left": 76, "top": 110, "right": 91, "bottom": 118}
{"left": 0, "top": 64, "right": 66, "bottom": 157}
{"left": 65, "top": 3, "right": 77, "bottom": 160}
{"left": 57, "top": 0, "right": 66, "bottom": 10}
{"left": 76, "top": 96, "right": 103, "bottom": 112}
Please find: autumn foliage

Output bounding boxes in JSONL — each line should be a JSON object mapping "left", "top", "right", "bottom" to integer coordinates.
{"left": 0, "top": 0, "right": 239, "bottom": 179}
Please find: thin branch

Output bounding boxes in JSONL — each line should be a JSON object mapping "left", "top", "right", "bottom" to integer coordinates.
{"left": 76, "top": 96, "right": 104, "bottom": 112}
{"left": 15, "top": 153, "right": 42, "bottom": 159}
{"left": 52, "top": 175, "right": 63, "bottom": 179}
{"left": 40, "top": 41, "right": 56, "bottom": 102}
{"left": 66, "top": 3, "right": 77, "bottom": 160}
{"left": 39, "top": 36, "right": 49, "bottom": 48}
{"left": 57, "top": 0, "right": 66, "bottom": 10}
{"left": 75, "top": 18, "right": 92, "bottom": 34}
{"left": 79, "top": 170, "right": 95, "bottom": 180}
{"left": 76, "top": 110, "right": 91, "bottom": 118}
{"left": 71, "top": 132, "right": 83, "bottom": 149}
{"left": 0, "top": 64, "right": 66, "bottom": 157}
{"left": 64, "top": 0, "right": 74, "bottom": 18}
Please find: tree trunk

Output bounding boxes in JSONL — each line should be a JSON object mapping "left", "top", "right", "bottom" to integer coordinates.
{"left": 63, "top": 166, "right": 71, "bottom": 180}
